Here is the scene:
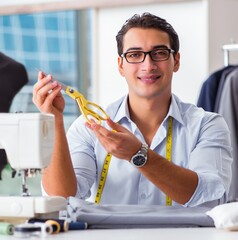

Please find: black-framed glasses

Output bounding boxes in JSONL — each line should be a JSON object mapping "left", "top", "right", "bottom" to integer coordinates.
{"left": 121, "top": 48, "right": 175, "bottom": 64}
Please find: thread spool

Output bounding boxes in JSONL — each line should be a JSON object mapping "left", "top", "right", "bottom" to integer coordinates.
{"left": 14, "top": 223, "right": 52, "bottom": 238}
{"left": 28, "top": 218, "right": 68, "bottom": 233}
{"left": 39, "top": 223, "right": 53, "bottom": 236}
{"left": 45, "top": 220, "right": 61, "bottom": 234}
{"left": 27, "top": 218, "right": 88, "bottom": 232}
{"left": 68, "top": 221, "right": 88, "bottom": 230}
{"left": 0, "top": 222, "right": 14, "bottom": 235}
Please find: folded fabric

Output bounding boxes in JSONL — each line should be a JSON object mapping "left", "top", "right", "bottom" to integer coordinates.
{"left": 206, "top": 202, "right": 238, "bottom": 231}
{"left": 67, "top": 197, "right": 214, "bottom": 229}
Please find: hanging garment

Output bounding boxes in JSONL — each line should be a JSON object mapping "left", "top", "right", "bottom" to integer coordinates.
{"left": 197, "top": 66, "right": 235, "bottom": 112}
{"left": 214, "top": 66, "right": 238, "bottom": 112}
{"left": 217, "top": 67, "right": 238, "bottom": 201}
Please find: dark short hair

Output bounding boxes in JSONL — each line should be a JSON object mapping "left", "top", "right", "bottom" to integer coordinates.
{"left": 116, "top": 12, "right": 179, "bottom": 56}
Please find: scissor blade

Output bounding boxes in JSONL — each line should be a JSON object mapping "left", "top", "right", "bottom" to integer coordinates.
{"left": 35, "top": 68, "right": 69, "bottom": 92}
{"left": 58, "top": 81, "right": 68, "bottom": 92}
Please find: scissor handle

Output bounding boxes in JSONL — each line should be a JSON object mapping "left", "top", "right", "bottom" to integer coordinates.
{"left": 75, "top": 97, "right": 109, "bottom": 124}
{"left": 64, "top": 86, "right": 109, "bottom": 124}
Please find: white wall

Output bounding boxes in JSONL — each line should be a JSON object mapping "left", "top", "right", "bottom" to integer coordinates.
{"left": 91, "top": 1, "right": 208, "bottom": 107}
{"left": 208, "top": 0, "right": 238, "bottom": 71}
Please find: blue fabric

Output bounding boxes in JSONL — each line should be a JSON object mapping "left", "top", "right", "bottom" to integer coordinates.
{"left": 67, "top": 197, "right": 214, "bottom": 228}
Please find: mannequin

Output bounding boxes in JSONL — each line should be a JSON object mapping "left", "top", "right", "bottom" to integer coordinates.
{"left": 0, "top": 52, "right": 28, "bottom": 112}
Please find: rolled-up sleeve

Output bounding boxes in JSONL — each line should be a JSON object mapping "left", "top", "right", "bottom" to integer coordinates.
{"left": 183, "top": 114, "right": 232, "bottom": 207}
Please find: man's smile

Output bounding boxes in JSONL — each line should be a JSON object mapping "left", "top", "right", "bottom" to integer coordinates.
{"left": 138, "top": 74, "right": 161, "bottom": 83}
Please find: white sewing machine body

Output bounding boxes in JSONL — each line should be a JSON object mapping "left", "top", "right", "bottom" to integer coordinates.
{"left": 0, "top": 113, "right": 66, "bottom": 221}
{"left": 0, "top": 113, "right": 54, "bottom": 170}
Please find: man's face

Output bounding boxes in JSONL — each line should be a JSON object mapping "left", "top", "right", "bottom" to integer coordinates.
{"left": 118, "top": 28, "right": 180, "bottom": 100}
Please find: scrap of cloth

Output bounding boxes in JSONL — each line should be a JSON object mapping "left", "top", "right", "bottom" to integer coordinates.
{"left": 67, "top": 197, "right": 214, "bottom": 229}
{"left": 206, "top": 202, "right": 238, "bottom": 231}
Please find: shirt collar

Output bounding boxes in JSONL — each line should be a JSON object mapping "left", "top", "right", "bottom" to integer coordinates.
{"left": 112, "top": 94, "right": 185, "bottom": 126}
{"left": 113, "top": 95, "right": 130, "bottom": 124}
{"left": 166, "top": 94, "right": 185, "bottom": 126}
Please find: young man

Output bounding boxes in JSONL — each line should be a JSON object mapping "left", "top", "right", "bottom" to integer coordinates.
{"left": 33, "top": 13, "right": 232, "bottom": 207}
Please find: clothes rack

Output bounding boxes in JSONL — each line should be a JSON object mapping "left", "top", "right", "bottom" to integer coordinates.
{"left": 222, "top": 43, "right": 238, "bottom": 66}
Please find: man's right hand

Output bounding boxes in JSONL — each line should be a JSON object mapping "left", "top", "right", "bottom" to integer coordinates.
{"left": 32, "top": 71, "right": 65, "bottom": 117}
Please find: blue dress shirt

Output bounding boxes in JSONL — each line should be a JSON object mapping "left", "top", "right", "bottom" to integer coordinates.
{"left": 66, "top": 94, "right": 232, "bottom": 207}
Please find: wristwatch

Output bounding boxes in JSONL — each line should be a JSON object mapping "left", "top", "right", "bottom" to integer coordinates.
{"left": 130, "top": 143, "right": 148, "bottom": 167}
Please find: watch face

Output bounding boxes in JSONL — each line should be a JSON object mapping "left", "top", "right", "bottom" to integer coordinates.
{"left": 132, "top": 154, "right": 146, "bottom": 167}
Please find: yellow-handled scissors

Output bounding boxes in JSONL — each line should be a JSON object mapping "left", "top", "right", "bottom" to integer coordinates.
{"left": 36, "top": 69, "right": 109, "bottom": 124}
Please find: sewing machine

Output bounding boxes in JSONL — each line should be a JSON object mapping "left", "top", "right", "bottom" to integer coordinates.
{"left": 0, "top": 113, "right": 67, "bottom": 221}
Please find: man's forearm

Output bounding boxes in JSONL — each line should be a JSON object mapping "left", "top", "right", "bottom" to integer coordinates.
{"left": 139, "top": 149, "right": 198, "bottom": 205}
{"left": 42, "top": 116, "right": 77, "bottom": 198}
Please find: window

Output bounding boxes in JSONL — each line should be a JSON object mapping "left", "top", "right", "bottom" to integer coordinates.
{"left": 0, "top": 10, "right": 91, "bottom": 129}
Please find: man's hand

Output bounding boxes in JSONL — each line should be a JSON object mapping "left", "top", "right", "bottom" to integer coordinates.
{"left": 86, "top": 118, "right": 142, "bottom": 161}
{"left": 32, "top": 71, "right": 65, "bottom": 117}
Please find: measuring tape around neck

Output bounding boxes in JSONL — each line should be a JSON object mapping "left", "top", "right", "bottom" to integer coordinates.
{"left": 165, "top": 116, "right": 173, "bottom": 206}
{"left": 95, "top": 116, "right": 173, "bottom": 205}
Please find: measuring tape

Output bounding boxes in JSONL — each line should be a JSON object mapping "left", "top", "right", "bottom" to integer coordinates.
{"left": 95, "top": 117, "right": 173, "bottom": 205}
{"left": 95, "top": 152, "right": 112, "bottom": 204}
{"left": 165, "top": 116, "right": 173, "bottom": 206}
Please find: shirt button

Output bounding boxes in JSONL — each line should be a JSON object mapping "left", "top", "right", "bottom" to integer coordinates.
{"left": 141, "top": 193, "right": 146, "bottom": 199}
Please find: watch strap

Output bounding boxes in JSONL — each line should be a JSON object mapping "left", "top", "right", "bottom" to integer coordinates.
{"left": 139, "top": 143, "right": 148, "bottom": 156}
